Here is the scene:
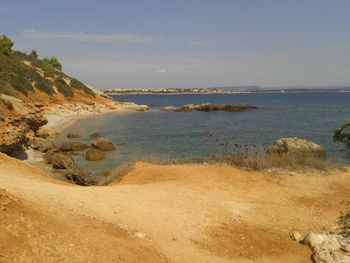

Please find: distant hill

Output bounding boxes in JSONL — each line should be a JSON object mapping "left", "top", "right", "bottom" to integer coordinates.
{"left": 0, "top": 35, "right": 96, "bottom": 102}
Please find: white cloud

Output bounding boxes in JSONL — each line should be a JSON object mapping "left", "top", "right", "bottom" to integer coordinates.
{"left": 22, "top": 29, "right": 154, "bottom": 44}
{"left": 155, "top": 69, "right": 167, "bottom": 74}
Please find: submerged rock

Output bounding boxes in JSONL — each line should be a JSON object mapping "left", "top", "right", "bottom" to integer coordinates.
{"left": 267, "top": 137, "right": 326, "bottom": 157}
{"left": 59, "top": 142, "right": 90, "bottom": 152}
{"left": 89, "top": 132, "right": 102, "bottom": 139}
{"left": 91, "top": 138, "right": 115, "bottom": 151}
{"left": 67, "top": 133, "right": 82, "bottom": 139}
{"left": 85, "top": 148, "right": 106, "bottom": 161}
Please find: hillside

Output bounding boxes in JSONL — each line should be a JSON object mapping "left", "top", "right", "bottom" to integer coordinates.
{"left": 0, "top": 36, "right": 114, "bottom": 110}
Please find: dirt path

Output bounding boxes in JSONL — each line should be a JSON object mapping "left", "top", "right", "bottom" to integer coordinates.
{"left": 1, "top": 153, "right": 349, "bottom": 262}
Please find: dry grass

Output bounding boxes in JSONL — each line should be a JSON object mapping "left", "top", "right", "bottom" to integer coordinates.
{"left": 218, "top": 144, "right": 344, "bottom": 171}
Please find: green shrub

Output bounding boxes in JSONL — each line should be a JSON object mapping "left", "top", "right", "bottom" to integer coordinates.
{"left": 43, "top": 56, "right": 62, "bottom": 71}
{"left": 334, "top": 123, "right": 350, "bottom": 149}
{"left": 70, "top": 78, "right": 95, "bottom": 96}
{"left": 0, "top": 35, "right": 13, "bottom": 55}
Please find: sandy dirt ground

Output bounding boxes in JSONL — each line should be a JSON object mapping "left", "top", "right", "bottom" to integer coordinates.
{"left": 1, "top": 153, "right": 350, "bottom": 262}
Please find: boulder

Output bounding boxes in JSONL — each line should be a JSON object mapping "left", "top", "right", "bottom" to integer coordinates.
{"left": 91, "top": 138, "right": 115, "bottom": 151}
{"left": 180, "top": 104, "right": 196, "bottom": 112}
{"left": 67, "top": 133, "right": 82, "bottom": 139}
{"left": 267, "top": 138, "right": 326, "bottom": 157}
{"left": 29, "top": 137, "right": 57, "bottom": 153}
{"left": 43, "top": 152, "right": 75, "bottom": 170}
{"left": 59, "top": 142, "right": 89, "bottom": 152}
{"left": 36, "top": 129, "right": 57, "bottom": 140}
{"left": 85, "top": 149, "right": 106, "bottom": 161}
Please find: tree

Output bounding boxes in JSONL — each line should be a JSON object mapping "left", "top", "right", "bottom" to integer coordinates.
{"left": 0, "top": 35, "right": 14, "bottom": 55}
{"left": 43, "top": 56, "right": 62, "bottom": 71}
{"left": 29, "top": 49, "right": 38, "bottom": 59}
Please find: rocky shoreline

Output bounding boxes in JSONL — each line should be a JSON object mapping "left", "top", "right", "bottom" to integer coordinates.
{"left": 160, "top": 103, "right": 257, "bottom": 112}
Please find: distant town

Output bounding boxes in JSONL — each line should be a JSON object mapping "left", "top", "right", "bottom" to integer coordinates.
{"left": 103, "top": 86, "right": 350, "bottom": 95}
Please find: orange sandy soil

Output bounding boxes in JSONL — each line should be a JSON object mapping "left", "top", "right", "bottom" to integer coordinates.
{"left": 1, "top": 153, "right": 350, "bottom": 262}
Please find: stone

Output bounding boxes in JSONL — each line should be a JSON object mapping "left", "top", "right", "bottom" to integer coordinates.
{"left": 267, "top": 138, "right": 326, "bottom": 157}
{"left": 85, "top": 149, "right": 106, "bottom": 161}
{"left": 29, "top": 137, "right": 56, "bottom": 153}
{"left": 59, "top": 142, "right": 89, "bottom": 152}
{"left": 67, "top": 133, "right": 82, "bottom": 139}
{"left": 302, "top": 233, "right": 341, "bottom": 251}
{"left": 37, "top": 129, "right": 58, "bottom": 140}
{"left": 290, "top": 232, "right": 302, "bottom": 241}
{"left": 91, "top": 138, "right": 115, "bottom": 151}
{"left": 43, "top": 152, "right": 75, "bottom": 170}
{"left": 160, "top": 106, "right": 178, "bottom": 112}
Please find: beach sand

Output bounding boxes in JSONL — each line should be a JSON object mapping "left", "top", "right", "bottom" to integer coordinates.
{"left": 1, "top": 152, "right": 349, "bottom": 262}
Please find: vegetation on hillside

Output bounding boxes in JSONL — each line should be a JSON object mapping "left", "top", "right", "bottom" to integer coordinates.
{"left": 0, "top": 35, "right": 95, "bottom": 98}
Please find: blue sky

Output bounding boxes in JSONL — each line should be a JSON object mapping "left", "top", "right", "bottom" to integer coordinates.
{"left": 1, "top": 0, "right": 350, "bottom": 89}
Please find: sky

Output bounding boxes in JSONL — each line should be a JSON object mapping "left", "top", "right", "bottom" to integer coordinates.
{"left": 1, "top": 0, "right": 350, "bottom": 89}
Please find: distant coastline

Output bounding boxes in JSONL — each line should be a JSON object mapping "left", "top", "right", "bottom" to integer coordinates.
{"left": 104, "top": 88, "right": 350, "bottom": 96}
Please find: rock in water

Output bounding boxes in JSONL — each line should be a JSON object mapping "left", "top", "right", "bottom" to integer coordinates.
{"left": 67, "top": 133, "right": 82, "bottom": 139}
{"left": 59, "top": 142, "right": 90, "bottom": 152}
{"left": 85, "top": 149, "right": 106, "bottom": 161}
{"left": 91, "top": 138, "right": 115, "bottom": 151}
{"left": 36, "top": 129, "right": 58, "bottom": 140}
{"left": 267, "top": 137, "right": 326, "bottom": 157}
{"left": 89, "top": 133, "right": 102, "bottom": 139}
{"left": 43, "top": 152, "right": 75, "bottom": 170}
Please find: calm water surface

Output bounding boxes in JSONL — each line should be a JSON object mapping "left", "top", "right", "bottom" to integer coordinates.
{"left": 59, "top": 92, "right": 350, "bottom": 173}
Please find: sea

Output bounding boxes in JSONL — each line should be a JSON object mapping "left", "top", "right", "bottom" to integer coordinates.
{"left": 59, "top": 92, "right": 350, "bottom": 173}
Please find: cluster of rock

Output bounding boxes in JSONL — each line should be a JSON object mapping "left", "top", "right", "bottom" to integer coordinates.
{"left": 267, "top": 137, "right": 326, "bottom": 157}
{"left": 291, "top": 232, "right": 350, "bottom": 263}
{"left": 160, "top": 103, "right": 257, "bottom": 112}
{"left": 32, "top": 132, "right": 116, "bottom": 186}
{"left": 114, "top": 102, "right": 149, "bottom": 112}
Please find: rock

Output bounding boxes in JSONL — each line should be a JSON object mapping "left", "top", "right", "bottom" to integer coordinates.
{"left": 67, "top": 133, "right": 82, "bottom": 139}
{"left": 160, "top": 103, "right": 257, "bottom": 113}
{"left": 160, "top": 106, "right": 178, "bottom": 112}
{"left": 290, "top": 232, "right": 302, "bottom": 241}
{"left": 43, "top": 152, "right": 75, "bottom": 170}
{"left": 22, "top": 112, "right": 48, "bottom": 132}
{"left": 302, "top": 233, "right": 341, "bottom": 251}
{"left": 85, "top": 149, "right": 106, "bottom": 161}
{"left": 116, "top": 102, "right": 149, "bottom": 111}
{"left": 59, "top": 142, "right": 89, "bottom": 152}
{"left": 29, "top": 137, "right": 57, "bottom": 153}
{"left": 0, "top": 122, "right": 30, "bottom": 153}
{"left": 36, "top": 129, "right": 57, "bottom": 140}
{"left": 267, "top": 138, "right": 326, "bottom": 157}
{"left": 311, "top": 248, "right": 350, "bottom": 263}
{"left": 89, "top": 133, "right": 102, "bottom": 139}
{"left": 91, "top": 138, "right": 115, "bottom": 151}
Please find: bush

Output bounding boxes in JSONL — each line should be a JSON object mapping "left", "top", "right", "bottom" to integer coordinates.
{"left": 0, "top": 35, "right": 13, "bottom": 55}
{"left": 70, "top": 78, "right": 95, "bottom": 96}
{"left": 334, "top": 123, "right": 350, "bottom": 149}
{"left": 43, "top": 56, "right": 62, "bottom": 71}
{"left": 29, "top": 49, "right": 38, "bottom": 59}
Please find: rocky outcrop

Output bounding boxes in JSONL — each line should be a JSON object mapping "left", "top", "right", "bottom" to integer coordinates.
{"left": 292, "top": 232, "right": 350, "bottom": 263}
{"left": 85, "top": 149, "right": 106, "bottom": 161}
{"left": 115, "top": 102, "right": 149, "bottom": 112}
{"left": 91, "top": 138, "right": 116, "bottom": 151}
{"left": 0, "top": 112, "right": 48, "bottom": 154}
{"left": 89, "top": 133, "right": 102, "bottom": 139}
{"left": 267, "top": 138, "right": 326, "bottom": 157}
{"left": 160, "top": 103, "right": 257, "bottom": 112}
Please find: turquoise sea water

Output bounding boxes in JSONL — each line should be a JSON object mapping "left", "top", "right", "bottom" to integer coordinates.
{"left": 59, "top": 92, "right": 350, "bottom": 173}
